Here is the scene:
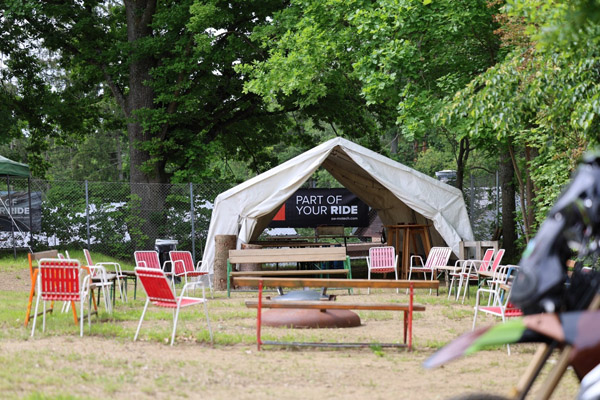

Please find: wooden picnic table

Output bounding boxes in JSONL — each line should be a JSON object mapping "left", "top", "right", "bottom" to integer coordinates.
{"left": 237, "top": 276, "right": 437, "bottom": 350}
{"left": 233, "top": 277, "right": 439, "bottom": 292}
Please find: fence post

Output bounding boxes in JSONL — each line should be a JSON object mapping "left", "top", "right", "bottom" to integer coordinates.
{"left": 85, "top": 180, "right": 90, "bottom": 250}
{"left": 190, "top": 182, "right": 196, "bottom": 262}
{"left": 496, "top": 170, "right": 500, "bottom": 227}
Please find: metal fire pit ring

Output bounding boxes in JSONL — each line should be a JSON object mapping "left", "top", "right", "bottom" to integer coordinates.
{"left": 261, "top": 289, "right": 361, "bottom": 329}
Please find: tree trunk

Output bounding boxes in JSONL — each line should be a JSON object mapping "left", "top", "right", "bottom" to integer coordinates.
{"left": 126, "top": 0, "right": 160, "bottom": 183}
{"left": 507, "top": 141, "right": 531, "bottom": 242}
{"left": 390, "top": 132, "right": 398, "bottom": 155}
{"left": 455, "top": 137, "right": 470, "bottom": 191}
{"left": 215, "top": 235, "right": 237, "bottom": 291}
{"left": 124, "top": 0, "right": 168, "bottom": 247}
{"left": 524, "top": 145, "right": 537, "bottom": 232}
{"left": 499, "top": 147, "right": 518, "bottom": 263}
{"left": 115, "top": 131, "right": 124, "bottom": 181}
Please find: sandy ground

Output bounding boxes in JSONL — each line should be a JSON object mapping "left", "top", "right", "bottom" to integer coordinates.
{"left": 0, "top": 268, "right": 580, "bottom": 400}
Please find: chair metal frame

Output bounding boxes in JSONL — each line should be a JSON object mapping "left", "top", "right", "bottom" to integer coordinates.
{"left": 134, "top": 250, "right": 166, "bottom": 270}
{"left": 167, "top": 250, "right": 211, "bottom": 293}
{"left": 448, "top": 248, "right": 495, "bottom": 302}
{"left": 366, "top": 246, "right": 399, "bottom": 294}
{"left": 31, "top": 258, "right": 92, "bottom": 337}
{"left": 84, "top": 249, "right": 126, "bottom": 303}
{"left": 407, "top": 247, "right": 452, "bottom": 294}
{"left": 134, "top": 267, "right": 213, "bottom": 346}
{"left": 472, "top": 265, "right": 522, "bottom": 354}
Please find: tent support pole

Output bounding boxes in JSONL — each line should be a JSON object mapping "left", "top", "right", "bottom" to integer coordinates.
{"left": 7, "top": 176, "right": 16, "bottom": 259}
{"left": 28, "top": 177, "right": 33, "bottom": 251}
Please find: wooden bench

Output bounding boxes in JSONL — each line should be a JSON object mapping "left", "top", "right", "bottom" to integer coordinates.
{"left": 227, "top": 247, "right": 352, "bottom": 297}
{"left": 235, "top": 277, "right": 438, "bottom": 350}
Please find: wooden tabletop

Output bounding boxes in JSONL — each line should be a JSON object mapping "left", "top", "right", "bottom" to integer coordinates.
{"left": 232, "top": 277, "right": 439, "bottom": 289}
{"left": 230, "top": 269, "right": 349, "bottom": 276}
{"left": 477, "top": 270, "right": 509, "bottom": 280}
{"left": 250, "top": 241, "right": 337, "bottom": 248}
{"left": 245, "top": 300, "right": 426, "bottom": 311}
{"left": 434, "top": 265, "right": 462, "bottom": 273}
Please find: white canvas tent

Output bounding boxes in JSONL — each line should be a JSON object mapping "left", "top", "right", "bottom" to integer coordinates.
{"left": 200, "top": 137, "right": 474, "bottom": 278}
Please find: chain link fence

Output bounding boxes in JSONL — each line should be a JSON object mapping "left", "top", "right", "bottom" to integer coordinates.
{"left": 0, "top": 172, "right": 499, "bottom": 261}
{"left": 463, "top": 172, "right": 501, "bottom": 241}
{"left": 0, "top": 178, "right": 231, "bottom": 263}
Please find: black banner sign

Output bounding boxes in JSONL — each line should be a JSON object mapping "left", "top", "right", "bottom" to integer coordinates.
{"left": 269, "top": 188, "right": 368, "bottom": 228}
{"left": 0, "top": 191, "right": 42, "bottom": 232}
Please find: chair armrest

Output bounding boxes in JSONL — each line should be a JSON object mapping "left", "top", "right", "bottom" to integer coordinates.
{"left": 136, "top": 260, "right": 148, "bottom": 268}
{"left": 475, "top": 287, "right": 498, "bottom": 305}
{"left": 95, "top": 262, "right": 122, "bottom": 275}
{"left": 453, "top": 259, "right": 475, "bottom": 273}
{"left": 410, "top": 255, "right": 424, "bottom": 267}
{"left": 475, "top": 287, "right": 496, "bottom": 295}
{"left": 180, "top": 281, "right": 207, "bottom": 298}
{"left": 162, "top": 260, "right": 174, "bottom": 276}
{"left": 469, "top": 260, "right": 488, "bottom": 271}
{"left": 89, "top": 265, "right": 109, "bottom": 280}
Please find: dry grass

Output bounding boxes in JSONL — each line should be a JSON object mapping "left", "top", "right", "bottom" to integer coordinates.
{"left": 0, "top": 266, "right": 580, "bottom": 400}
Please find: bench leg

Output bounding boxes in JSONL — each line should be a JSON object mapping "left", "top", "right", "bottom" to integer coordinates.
{"left": 403, "top": 310, "right": 408, "bottom": 344}
{"left": 408, "top": 283, "right": 413, "bottom": 350}
{"left": 227, "top": 261, "right": 231, "bottom": 298}
{"left": 257, "top": 280, "right": 263, "bottom": 351}
{"left": 345, "top": 256, "right": 353, "bottom": 295}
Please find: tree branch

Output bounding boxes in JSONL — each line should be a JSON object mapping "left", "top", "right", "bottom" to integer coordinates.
{"left": 508, "top": 140, "right": 530, "bottom": 242}
{"left": 102, "top": 69, "right": 128, "bottom": 117}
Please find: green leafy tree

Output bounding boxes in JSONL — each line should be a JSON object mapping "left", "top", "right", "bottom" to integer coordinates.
{"left": 239, "top": 0, "right": 502, "bottom": 187}
{"left": 440, "top": 0, "right": 598, "bottom": 244}
{"left": 1, "top": 1, "right": 303, "bottom": 244}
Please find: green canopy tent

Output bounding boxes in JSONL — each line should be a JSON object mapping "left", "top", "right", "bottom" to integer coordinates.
{"left": 0, "top": 155, "right": 30, "bottom": 177}
{"left": 0, "top": 156, "right": 32, "bottom": 257}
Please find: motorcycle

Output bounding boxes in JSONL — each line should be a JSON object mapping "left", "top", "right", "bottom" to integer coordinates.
{"left": 424, "top": 151, "right": 600, "bottom": 400}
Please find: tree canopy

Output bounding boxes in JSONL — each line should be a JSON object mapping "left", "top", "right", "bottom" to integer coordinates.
{"left": 2, "top": 0, "right": 599, "bottom": 251}
{"left": 440, "top": 0, "right": 600, "bottom": 234}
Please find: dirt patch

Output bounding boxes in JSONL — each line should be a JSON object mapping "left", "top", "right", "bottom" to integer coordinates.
{"left": 0, "top": 268, "right": 580, "bottom": 399}
{"left": 0, "top": 268, "right": 32, "bottom": 292}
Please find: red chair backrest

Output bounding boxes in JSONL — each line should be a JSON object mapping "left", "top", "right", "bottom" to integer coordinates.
{"left": 135, "top": 267, "right": 176, "bottom": 305}
{"left": 490, "top": 249, "right": 505, "bottom": 272}
{"left": 424, "top": 247, "right": 452, "bottom": 269}
{"left": 169, "top": 251, "right": 194, "bottom": 275}
{"left": 39, "top": 258, "right": 81, "bottom": 302}
{"left": 134, "top": 251, "right": 161, "bottom": 269}
{"left": 369, "top": 246, "right": 396, "bottom": 270}
{"left": 83, "top": 249, "right": 93, "bottom": 266}
{"left": 478, "top": 248, "right": 495, "bottom": 272}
